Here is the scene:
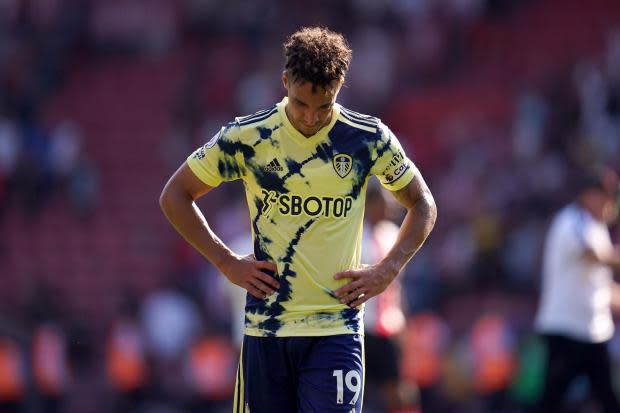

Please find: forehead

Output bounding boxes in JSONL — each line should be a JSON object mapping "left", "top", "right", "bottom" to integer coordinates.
{"left": 289, "top": 79, "right": 340, "bottom": 102}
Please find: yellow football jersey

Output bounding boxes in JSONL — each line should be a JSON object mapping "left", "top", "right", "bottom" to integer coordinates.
{"left": 187, "top": 97, "right": 417, "bottom": 337}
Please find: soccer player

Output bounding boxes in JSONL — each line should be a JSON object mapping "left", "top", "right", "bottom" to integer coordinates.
{"left": 159, "top": 27, "right": 437, "bottom": 413}
{"left": 534, "top": 167, "right": 620, "bottom": 413}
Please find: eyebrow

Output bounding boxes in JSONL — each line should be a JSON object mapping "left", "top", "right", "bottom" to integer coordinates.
{"left": 294, "top": 97, "right": 333, "bottom": 109}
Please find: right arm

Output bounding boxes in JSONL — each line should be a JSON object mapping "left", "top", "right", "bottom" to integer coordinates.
{"left": 159, "top": 162, "right": 279, "bottom": 298}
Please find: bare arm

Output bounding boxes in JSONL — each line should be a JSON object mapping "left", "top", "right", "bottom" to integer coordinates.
{"left": 334, "top": 172, "right": 437, "bottom": 307}
{"left": 159, "top": 162, "right": 279, "bottom": 298}
{"left": 380, "top": 172, "right": 437, "bottom": 274}
{"left": 583, "top": 247, "right": 620, "bottom": 272}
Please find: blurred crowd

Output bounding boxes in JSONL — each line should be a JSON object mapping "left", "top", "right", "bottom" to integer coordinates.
{"left": 0, "top": 0, "right": 97, "bottom": 220}
{"left": 1, "top": 0, "right": 620, "bottom": 412}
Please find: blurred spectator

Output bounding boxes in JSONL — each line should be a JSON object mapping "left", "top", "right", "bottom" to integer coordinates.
{"left": 18, "top": 113, "right": 54, "bottom": 215}
{"left": 535, "top": 167, "right": 620, "bottom": 413}
{"left": 50, "top": 120, "right": 81, "bottom": 182}
{"left": 141, "top": 280, "right": 202, "bottom": 409}
{"left": 500, "top": 216, "right": 546, "bottom": 288}
{"left": 141, "top": 283, "right": 201, "bottom": 362}
{"left": 184, "top": 335, "right": 237, "bottom": 413}
{"left": 22, "top": 283, "right": 71, "bottom": 413}
{"left": 67, "top": 157, "right": 99, "bottom": 218}
{"left": 105, "top": 291, "right": 148, "bottom": 413}
{"left": 574, "top": 61, "right": 618, "bottom": 161}
{"left": 509, "top": 333, "right": 546, "bottom": 408}
{"left": 512, "top": 90, "right": 548, "bottom": 162}
{"left": 469, "top": 312, "right": 516, "bottom": 413}
{"left": 32, "top": 322, "right": 69, "bottom": 413}
{"left": 401, "top": 312, "right": 450, "bottom": 413}
{"left": 0, "top": 117, "right": 19, "bottom": 215}
{"left": 48, "top": 119, "right": 100, "bottom": 217}
{"left": 0, "top": 336, "right": 26, "bottom": 413}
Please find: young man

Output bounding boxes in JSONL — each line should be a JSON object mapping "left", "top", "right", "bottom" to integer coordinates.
{"left": 535, "top": 167, "right": 620, "bottom": 413}
{"left": 160, "top": 27, "right": 437, "bottom": 413}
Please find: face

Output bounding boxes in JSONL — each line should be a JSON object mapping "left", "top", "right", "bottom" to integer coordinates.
{"left": 587, "top": 190, "right": 619, "bottom": 224}
{"left": 601, "top": 193, "right": 619, "bottom": 224}
{"left": 282, "top": 72, "right": 342, "bottom": 137}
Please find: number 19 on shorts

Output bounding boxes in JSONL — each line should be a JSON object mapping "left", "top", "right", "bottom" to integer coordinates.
{"left": 333, "top": 369, "right": 362, "bottom": 405}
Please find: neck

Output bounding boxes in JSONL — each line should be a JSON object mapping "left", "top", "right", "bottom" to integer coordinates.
{"left": 577, "top": 197, "right": 601, "bottom": 222}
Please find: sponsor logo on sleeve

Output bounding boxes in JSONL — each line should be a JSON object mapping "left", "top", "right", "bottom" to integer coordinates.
{"left": 193, "top": 130, "right": 223, "bottom": 160}
{"left": 382, "top": 151, "right": 410, "bottom": 184}
{"left": 193, "top": 147, "right": 206, "bottom": 160}
{"left": 205, "top": 130, "right": 222, "bottom": 149}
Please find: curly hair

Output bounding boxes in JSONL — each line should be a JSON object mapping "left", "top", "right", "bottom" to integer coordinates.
{"left": 283, "top": 27, "right": 352, "bottom": 90}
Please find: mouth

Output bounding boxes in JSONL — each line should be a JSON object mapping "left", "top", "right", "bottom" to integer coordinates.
{"left": 299, "top": 126, "right": 317, "bottom": 136}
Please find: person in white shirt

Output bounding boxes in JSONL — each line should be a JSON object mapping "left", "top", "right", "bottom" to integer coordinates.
{"left": 535, "top": 166, "right": 620, "bottom": 413}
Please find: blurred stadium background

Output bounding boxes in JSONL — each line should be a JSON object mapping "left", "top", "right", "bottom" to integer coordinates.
{"left": 0, "top": 0, "right": 619, "bottom": 412}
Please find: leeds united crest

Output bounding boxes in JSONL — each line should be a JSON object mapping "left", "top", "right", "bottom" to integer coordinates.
{"left": 333, "top": 154, "right": 352, "bottom": 178}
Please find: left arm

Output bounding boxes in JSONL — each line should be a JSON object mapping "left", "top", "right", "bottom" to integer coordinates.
{"left": 583, "top": 246, "right": 620, "bottom": 272}
{"left": 334, "top": 172, "right": 437, "bottom": 307}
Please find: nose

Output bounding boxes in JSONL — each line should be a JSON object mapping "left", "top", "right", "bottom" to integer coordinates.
{"left": 303, "top": 110, "right": 319, "bottom": 126}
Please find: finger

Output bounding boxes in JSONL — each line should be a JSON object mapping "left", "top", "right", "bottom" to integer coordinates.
{"left": 349, "top": 294, "right": 370, "bottom": 308}
{"left": 254, "top": 271, "right": 280, "bottom": 289}
{"left": 245, "top": 283, "right": 266, "bottom": 299}
{"left": 340, "top": 288, "right": 366, "bottom": 305}
{"left": 333, "top": 270, "right": 359, "bottom": 281}
{"left": 256, "top": 260, "right": 278, "bottom": 273}
{"left": 334, "top": 280, "right": 362, "bottom": 298}
{"left": 249, "top": 278, "right": 275, "bottom": 296}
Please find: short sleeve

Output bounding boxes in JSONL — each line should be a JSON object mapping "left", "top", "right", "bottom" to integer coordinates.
{"left": 555, "top": 209, "right": 596, "bottom": 258}
{"left": 186, "top": 122, "right": 244, "bottom": 187}
{"left": 575, "top": 213, "right": 605, "bottom": 254}
{"left": 370, "top": 123, "right": 417, "bottom": 191}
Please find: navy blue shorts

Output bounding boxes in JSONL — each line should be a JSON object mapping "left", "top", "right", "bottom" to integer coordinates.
{"left": 233, "top": 334, "right": 365, "bottom": 413}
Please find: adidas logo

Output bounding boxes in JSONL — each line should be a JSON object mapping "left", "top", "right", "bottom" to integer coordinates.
{"left": 264, "top": 158, "right": 284, "bottom": 172}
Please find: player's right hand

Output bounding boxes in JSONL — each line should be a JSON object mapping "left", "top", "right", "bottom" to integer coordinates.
{"left": 221, "top": 253, "right": 279, "bottom": 299}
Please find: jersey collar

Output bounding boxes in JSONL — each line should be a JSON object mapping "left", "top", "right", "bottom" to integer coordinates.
{"left": 277, "top": 97, "right": 341, "bottom": 147}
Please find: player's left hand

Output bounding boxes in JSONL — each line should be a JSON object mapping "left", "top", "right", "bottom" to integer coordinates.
{"left": 333, "top": 264, "right": 398, "bottom": 308}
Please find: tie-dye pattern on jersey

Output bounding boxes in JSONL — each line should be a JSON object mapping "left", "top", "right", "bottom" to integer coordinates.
{"left": 187, "top": 97, "right": 417, "bottom": 337}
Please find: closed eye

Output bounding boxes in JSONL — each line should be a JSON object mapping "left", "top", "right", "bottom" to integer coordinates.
{"left": 294, "top": 98, "right": 332, "bottom": 111}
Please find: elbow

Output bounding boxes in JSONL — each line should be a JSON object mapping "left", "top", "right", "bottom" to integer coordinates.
{"left": 159, "top": 183, "right": 177, "bottom": 218}
{"left": 159, "top": 180, "right": 195, "bottom": 219}
{"left": 159, "top": 185, "right": 171, "bottom": 216}
{"left": 428, "top": 197, "right": 438, "bottom": 229}
{"left": 409, "top": 190, "right": 437, "bottom": 234}
{"left": 423, "top": 192, "right": 438, "bottom": 230}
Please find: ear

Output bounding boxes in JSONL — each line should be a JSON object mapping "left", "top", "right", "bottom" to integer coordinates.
{"left": 282, "top": 71, "right": 289, "bottom": 90}
{"left": 332, "top": 79, "right": 344, "bottom": 97}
